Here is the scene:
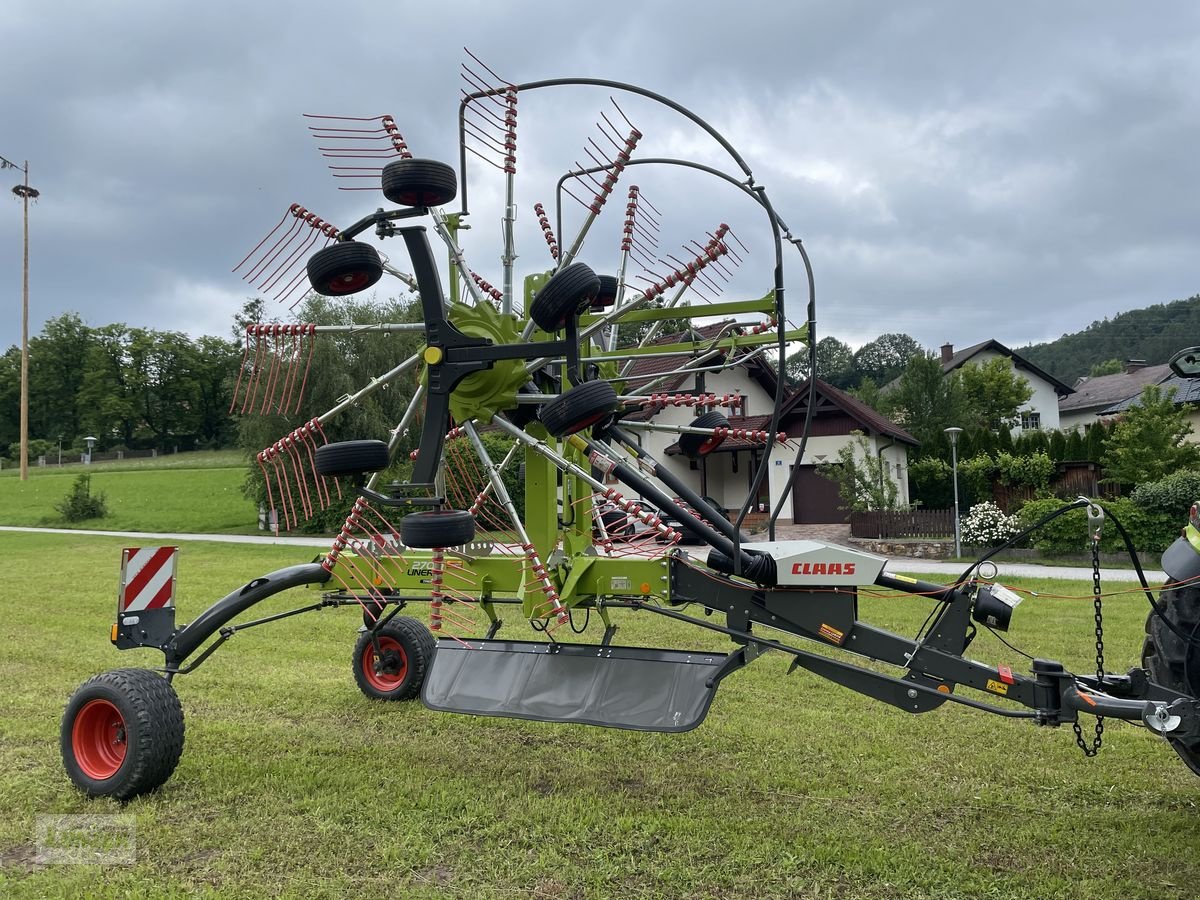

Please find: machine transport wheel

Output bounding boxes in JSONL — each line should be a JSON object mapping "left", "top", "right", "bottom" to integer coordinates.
{"left": 538, "top": 380, "right": 619, "bottom": 437}
{"left": 353, "top": 617, "right": 436, "bottom": 701}
{"left": 315, "top": 440, "right": 390, "bottom": 477}
{"left": 591, "top": 274, "right": 619, "bottom": 310}
{"left": 1142, "top": 584, "right": 1200, "bottom": 775}
{"left": 381, "top": 158, "right": 458, "bottom": 207}
{"left": 61, "top": 668, "right": 185, "bottom": 800}
{"left": 401, "top": 509, "right": 476, "bottom": 548}
{"left": 679, "top": 411, "right": 730, "bottom": 459}
{"left": 306, "top": 241, "right": 384, "bottom": 296}
{"left": 529, "top": 263, "right": 600, "bottom": 331}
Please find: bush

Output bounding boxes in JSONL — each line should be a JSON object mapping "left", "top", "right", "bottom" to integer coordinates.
{"left": 908, "top": 457, "right": 952, "bottom": 508}
{"left": 994, "top": 450, "right": 1054, "bottom": 488}
{"left": 1130, "top": 470, "right": 1200, "bottom": 518}
{"left": 1017, "top": 497, "right": 1175, "bottom": 555}
{"left": 960, "top": 501, "right": 1021, "bottom": 547}
{"left": 56, "top": 473, "right": 109, "bottom": 522}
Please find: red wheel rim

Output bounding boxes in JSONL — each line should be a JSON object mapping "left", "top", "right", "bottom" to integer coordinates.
{"left": 362, "top": 636, "right": 408, "bottom": 692}
{"left": 72, "top": 699, "right": 127, "bottom": 780}
{"left": 328, "top": 270, "right": 371, "bottom": 295}
{"left": 697, "top": 435, "right": 725, "bottom": 455}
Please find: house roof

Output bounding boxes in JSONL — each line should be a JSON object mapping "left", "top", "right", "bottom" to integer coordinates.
{"left": 662, "top": 414, "right": 779, "bottom": 455}
{"left": 1059, "top": 363, "right": 1172, "bottom": 414}
{"left": 783, "top": 378, "right": 919, "bottom": 446}
{"left": 1101, "top": 375, "right": 1200, "bottom": 414}
{"left": 622, "top": 320, "right": 740, "bottom": 395}
{"left": 942, "top": 339, "right": 1075, "bottom": 398}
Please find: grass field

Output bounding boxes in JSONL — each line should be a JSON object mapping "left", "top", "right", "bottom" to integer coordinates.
{"left": 0, "top": 452, "right": 258, "bottom": 534}
{"left": 1, "top": 531, "right": 1198, "bottom": 898}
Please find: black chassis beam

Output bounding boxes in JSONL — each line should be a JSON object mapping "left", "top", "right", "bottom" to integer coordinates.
{"left": 668, "top": 560, "right": 1198, "bottom": 729}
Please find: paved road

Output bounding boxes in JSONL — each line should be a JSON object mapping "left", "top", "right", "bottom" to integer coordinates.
{"left": 1, "top": 525, "right": 1166, "bottom": 583}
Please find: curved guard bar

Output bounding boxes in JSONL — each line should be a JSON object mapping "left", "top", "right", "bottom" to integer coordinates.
{"left": 169, "top": 563, "right": 331, "bottom": 665}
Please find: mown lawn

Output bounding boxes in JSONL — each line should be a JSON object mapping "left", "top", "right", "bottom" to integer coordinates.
{"left": 0, "top": 455, "right": 257, "bottom": 534}
{"left": 1, "top": 531, "right": 1198, "bottom": 898}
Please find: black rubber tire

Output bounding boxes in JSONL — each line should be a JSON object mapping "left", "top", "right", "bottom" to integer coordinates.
{"left": 538, "top": 380, "right": 619, "bottom": 437}
{"left": 401, "top": 509, "right": 476, "bottom": 548}
{"left": 596, "top": 507, "right": 633, "bottom": 541}
{"left": 353, "top": 617, "right": 436, "bottom": 701}
{"left": 590, "top": 274, "right": 619, "bottom": 310}
{"left": 679, "top": 411, "right": 730, "bottom": 459}
{"left": 529, "top": 263, "right": 600, "bottom": 332}
{"left": 1142, "top": 585, "right": 1200, "bottom": 775}
{"left": 381, "top": 158, "right": 457, "bottom": 207}
{"left": 61, "top": 668, "right": 185, "bottom": 800}
{"left": 307, "top": 241, "right": 384, "bottom": 296}
{"left": 315, "top": 440, "right": 390, "bottom": 477}
{"left": 700, "top": 496, "right": 727, "bottom": 519}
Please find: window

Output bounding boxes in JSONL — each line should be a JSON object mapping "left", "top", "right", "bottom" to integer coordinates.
{"left": 1020, "top": 411, "right": 1041, "bottom": 431}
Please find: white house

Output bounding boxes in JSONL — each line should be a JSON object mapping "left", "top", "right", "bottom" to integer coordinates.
{"left": 1058, "top": 360, "right": 1171, "bottom": 433}
{"left": 621, "top": 324, "right": 917, "bottom": 524}
{"left": 939, "top": 340, "right": 1074, "bottom": 433}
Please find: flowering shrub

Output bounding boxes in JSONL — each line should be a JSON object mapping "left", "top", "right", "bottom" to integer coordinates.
{"left": 960, "top": 500, "right": 1020, "bottom": 547}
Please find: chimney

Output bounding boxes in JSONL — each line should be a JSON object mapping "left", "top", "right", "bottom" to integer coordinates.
{"left": 940, "top": 343, "right": 954, "bottom": 364}
{"left": 1123, "top": 359, "right": 1147, "bottom": 374}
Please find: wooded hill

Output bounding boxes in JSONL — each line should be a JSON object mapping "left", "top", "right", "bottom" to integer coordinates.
{"left": 1018, "top": 293, "right": 1200, "bottom": 385}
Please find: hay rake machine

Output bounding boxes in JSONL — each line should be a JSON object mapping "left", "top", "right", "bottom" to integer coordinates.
{"left": 63, "top": 56, "right": 1200, "bottom": 799}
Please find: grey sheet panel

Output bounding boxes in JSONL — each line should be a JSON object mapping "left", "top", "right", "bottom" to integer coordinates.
{"left": 421, "top": 639, "right": 728, "bottom": 732}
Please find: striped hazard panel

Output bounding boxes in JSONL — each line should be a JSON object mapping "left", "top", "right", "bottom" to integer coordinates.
{"left": 119, "top": 547, "right": 178, "bottom": 613}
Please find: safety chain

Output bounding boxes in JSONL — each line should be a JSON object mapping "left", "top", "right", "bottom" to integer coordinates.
{"left": 1072, "top": 537, "right": 1105, "bottom": 757}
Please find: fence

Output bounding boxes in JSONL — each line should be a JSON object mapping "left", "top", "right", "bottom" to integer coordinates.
{"left": 850, "top": 508, "right": 955, "bottom": 540}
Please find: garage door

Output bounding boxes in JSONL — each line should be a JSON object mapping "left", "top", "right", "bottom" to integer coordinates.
{"left": 791, "top": 465, "right": 846, "bottom": 524}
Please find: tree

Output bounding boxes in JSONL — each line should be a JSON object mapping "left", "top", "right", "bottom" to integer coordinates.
{"left": 877, "top": 352, "right": 970, "bottom": 446}
{"left": 786, "top": 336, "right": 856, "bottom": 388}
{"left": 1089, "top": 358, "right": 1123, "bottom": 377}
{"left": 852, "top": 333, "right": 922, "bottom": 385}
{"left": 1101, "top": 385, "right": 1200, "bottom": 484}
{"left": 28, "top": 312, "right": 94, "bottom": 446}
{"left": 958, "top": 357, "right": 1033, "bottom": 432}
{"left": 816, "top": 432, "right": 899, "bottom": 511}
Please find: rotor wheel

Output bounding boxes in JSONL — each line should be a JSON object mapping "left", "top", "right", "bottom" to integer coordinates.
{"left": 538, "top": 380, "right": 619, "bottom": 438}
{"left": 1142, "top": 584, "right": 1200, "bottom": 775}
{"left": 307, "top": 241, "right": 384, "bottom": 297}
{"left": 353, "top": 617, "right": 436, "bottom": 701}
{"left": 61, "top": 668, "right": 185, "bottom": 799}
{"left": 315, "top": 440, "right": 390, "bottom": 478}
{"left": 401, "top": 509, "right": 476, "bottom": 549}
{"left": 529, "top": 263, "right": 600, "bottom": 332}
{"left": 679, "top": 411, "right": 730, "bottom": 459}
{"left": 382, "top": 158, "right": 458, "bottom": 208}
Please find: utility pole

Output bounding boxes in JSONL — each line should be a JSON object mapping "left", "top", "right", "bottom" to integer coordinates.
{"left": 2, "top": 154, "right": 38, "bottom": 481}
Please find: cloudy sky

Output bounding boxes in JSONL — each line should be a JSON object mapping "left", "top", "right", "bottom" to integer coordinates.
{"left": 1, "top": 2, "right": 1197, "bottom": 357}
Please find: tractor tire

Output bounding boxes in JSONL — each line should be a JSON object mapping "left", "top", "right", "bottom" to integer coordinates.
{"left": 381, "top": 158, "right": 458, "bottom": 208}
{"left": 353, "top": 617, "right": 436, "bottom": 701}
{"left": 591, "top": 274, "right": 619, "bottom": 310}
{"left": 538, "top": 380, "right": 619, "bottom": 437}
{"left": 307, "top": 241, "right": 384, "bottom": 296}
{"left": 597, "top": 507, "right": 633, "bottom": 541}
{"left": 679, "top": 411, "right": 730, "bottom": 458}
{"left": 1142, "top": 584, "right": 1200, "bottom": 775}
{"left": 61, "top": 668, "right": 185, "bottom": 800}
{"left": 529, "top": 263, "right": 600, "bottom": 332}
{"left": 400, "top": 509, "right": 476, "bottom": 549}
{"left": 315, "top": 440, "right": 390, "bottom": 478}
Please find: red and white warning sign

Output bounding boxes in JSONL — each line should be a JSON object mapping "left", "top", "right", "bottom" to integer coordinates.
{"left": 119, "top": 547, "right": 179, "bottom": 613}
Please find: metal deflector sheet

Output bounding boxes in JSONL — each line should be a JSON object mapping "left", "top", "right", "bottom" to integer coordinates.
{"left": 421, "top": 639, "right": 727, "bottom": 732}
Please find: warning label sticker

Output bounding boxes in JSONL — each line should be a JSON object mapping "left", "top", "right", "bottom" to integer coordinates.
{"left": 818, "top": 623, "right": 845, "bottom": 645}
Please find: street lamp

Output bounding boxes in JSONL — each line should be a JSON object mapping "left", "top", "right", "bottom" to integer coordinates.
{"left": 84, "top": 436, "right": 97, "bottom": 465}
{"left": 1, "top": 154, "right": 38, "bottom": 482}
{"left": 945, "top": 427, "right": 963, "bottom": 558}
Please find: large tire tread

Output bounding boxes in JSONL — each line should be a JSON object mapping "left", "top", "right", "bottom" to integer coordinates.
{"left": 61, "top": 668, "right": 184, "bottom": 800}
{"left": 1142, "top": 585, "right": 1200, "bottom": 775}
{"left": 353, "top": 617, "right": 436, "bottom": 701}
